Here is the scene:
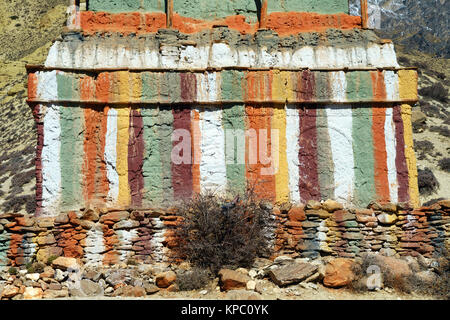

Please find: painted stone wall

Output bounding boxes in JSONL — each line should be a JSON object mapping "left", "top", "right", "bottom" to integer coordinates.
{"left": 88, "top": 0, "right": 349, "bottom": 17}
{"left": 1, "top": 201, "right": 449, "bottom": 267}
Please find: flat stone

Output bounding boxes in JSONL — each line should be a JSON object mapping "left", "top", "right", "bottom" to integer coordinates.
{"left": 333, "top": 210, "right": 356, "bottom": 222}
{"left": 323, "top": 258, "right": 356, "bottom": 288}
{"left": 80, "top": 279, "right": 103, "bottom": 296}
{"left": 155, "top": 271, "right": 177, "bottom": 288}
{"left": 219, "top": 269, "right": 251, "bottom": 291}
{"left": 306, "top": 200, "right": 322, "bottom": 210}
{"left": 377, "top": 213, "right": 398, "bottom": 225}
{"left": 100, "top": 211, "right": 129, "bottom": 223}
{"left": 52, "top": 257, "right": 79, "bottom": 271}
{"left": 268, "top": 262, "right": 318, "bottom": 287}
{"left": 322, "top": 200, "right": 344, "bottom": 212}
{"left": 288, "top": 206, "right": 306, "bottom": 222}
{"left": 23, "top": 287, "right": 43, "bottom": 300}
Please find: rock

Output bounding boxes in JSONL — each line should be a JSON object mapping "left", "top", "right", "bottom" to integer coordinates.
{"left": 323, "top": 258, "right": 356, "bottom": 288}
{"left": 363, "top": 254, "right": 412, "bottom": 280}
{"left": 23, "top": 287, "right": 43, "bottom": 300}
{"left": 306, "top": 200, "right": 322, "bottom": 210}
{"left": 377, "top": 213, "right": 398, "bottom": 225}
{"left": 54, "top": 269, "right": 68, "bottom": 282}
{"left": 288, "top": 206, "right": 306, "bottom": 221}
{"left": 25, "top": 273, "right": 40, "bottom": 281}
{"left": 37, "top": 218, "right": 54, "bottom": 228}
{"left": 200, "top": 289, "right": 208, "bottom": 295}
{"left": 273, "top": 255, "right": 294, "bottom": 265}
{"left": 51, "top": 257, "right": 79, "bottom": 271}
{"left": 225, "top": 289, "right": 261, "bottom": 300}
{"left": 83, "top": 269, "right": 102, "bottom": 282}
{"left": 254, "top": 280, "right": 277, "bottom": 295}
{"left": 218, "top": 269, "right": 251, "bottom": 291}
{"left": 80, "top": 220, "right": 95, "bottom": 230}
{"left": 144, "top": 283, "right": 159, "bottom": 295}
{"left": 155, "top": 271, "right": 177, "bottom": 288}
{"left": 402, "top": 256, "right": 421, "bottom": 272}
{"left": 113, "top": 220, "right": 140, "bottom": 230}
{"left": 269, "top": 262, "right": 318, "bottom": 286}
{"left": 381, "top": 203, "right": 397, "bottom": 213}
{"left": 80, "top": 279, "right": 103, "bottom": 296}
{"left": 36, "top": 246, "right": 63, "bottom": 264}
{"left": 54, "top": 213, "right": 69, "bottom": 224}
{"left": 246, "top": 280, "right": 256, "bottom": 291}
{"left": 112, "top": 285, "right": 146, "bottom": 297}
{"left": 248, "top": 269, "right": 257, "bottom": 279}
{"left": 333, "top": 210, "right": 356, "bottom": 222}
{"left": 82, "top": 209, "right": 100, "bottom": 222}
{"left": 1, "top": 285, "right": 19, "bottom": 298}
{"left": 100, "top": 211, "right": 129, "bottom": 223}
{"left": 43, "top": 289, "right": 69, "bottom": 299}
{"left": 36, "top": 234, "right": 56, "bottom": 246}
{"left": 438, "top": 200, "right": 450, "bottom": 208}
{"left": 322, "top": 200, "right": 344, "bottom": 212}
{"left": 40, "top": 266, "right": 55, "bottom": 279}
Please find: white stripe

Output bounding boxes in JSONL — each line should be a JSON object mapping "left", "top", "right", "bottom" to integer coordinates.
{"left": 207, "top": 72, "right": 219, "bottom": 102}
{"left": 42, "top": 104, "right": 62, "bottom": 215}
{"left": 37, "top": 71, "right": 58, "bottom": 101}
{"left": 385, "top": 108, "right": 399, "bottom": 203}
{"left": 384, "top": 70, "right": 400, "bottom": 101}
{"left": 331, "top": 71, "right": 347, "bottom": 103}
{"left": 105, "top": 108, "right": 119, "bottom": 204}
{"left": 196, "top": 73, "right": 208, "bottom": 102}
{"left": 116, "top": 229, "right": 138, "bottom": 262}
{"left": 326, "top": 105, "right": 354, "bottom": 204}
{"left": 286, "top": 105, "right": 300, "bottom": 203}
{"left": 199, "top": 108, "right": 227, "bottom": 194}
{"left": 150, "top": 217, "right": 166, "bottom": 262}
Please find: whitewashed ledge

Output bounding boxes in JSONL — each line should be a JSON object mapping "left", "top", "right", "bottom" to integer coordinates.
{"left": 45, "top": 41, "right": 399, "bottom": 70}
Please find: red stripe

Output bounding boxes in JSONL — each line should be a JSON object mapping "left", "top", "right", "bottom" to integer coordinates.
{"left": 299, "top": 107, "right": 320, "bottom": 202}
{"left": 180, "top": 73, "right": 197, "bottom": 102}
{"left": 393, "top": 105, "right": 409, "bottom": 203}
{"left": 172, "top": 107, "right": 193, "bottom": 199}
{"left": 128, "top": 108, "right": 145, "bottom": 207}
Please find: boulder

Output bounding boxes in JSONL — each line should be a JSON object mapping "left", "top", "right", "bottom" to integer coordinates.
{"left": 51, "top": 257, "right": 79, "bottom": 271}
{"left": 377, "top": 213, "right": 398, "bottom": 225}
{"left": 23, "top": 287, "right": 43, "bottom": 300}
{"left": 155, "top": 271, "right": 177, "bottom": 288}
{"left": 218, "top": 269, "right": 251, "bottom": 291}
{"left": 225, "top": 289, "right": 261, "bottom": 300}
{"left": 144, "top": 283, "right": 160, "bottom": 295}
{"left": 268, "top": 262, "right": 318, "bottom": 286}
{"left": 322, "top": 200, "right": 344, "bottom": 212}
{"left": 323, "top": 258, "right": 356, "bottom": 288}
{"left": 288, "top": 206, "right": 306, "bottom": 222}
{"left": 79, "top": 279, "right": 103, "bottom": 296}
{"left": 1, "top": 285, "right": 19, "bottom": 298}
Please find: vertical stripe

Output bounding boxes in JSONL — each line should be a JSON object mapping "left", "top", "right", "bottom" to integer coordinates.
{"left": 272, "top": 105, "right": 289, "bottom": 203}
{"left": 371, "top": 70, "right": 387, "bottom": 101}
{"left": 199, "top": 107, "right": 227, "bottom": 194}
{"left": 223, "top": 104, "right": 246, "bottom": 195}
{"left": 330, "top": 71, "right": 347, "bottom": 103}
{"left": 191, "top": 108, "right": 201, "bottom": 195}
{"left": 33, "top": 104, "right": 44, "bottom": 215}
{"left": 393, "top": 105, "right": 409, "bottom": 203}
{"left": 298, "top": 108, "right": 320, "bottom": 202}
{"left": 128, "top": 108, "right": 145, "bottom": 207}
{"left": 85, "top": 227, "right": 105, "bottom": 266}
{"left": 37, "top": 71, "right": 58, "bottom": 101}
{"left": 346, "top": 71, "right": 373, "bottom": 102}
{"left": 326, "top": 105, "right": 354, "bottom": 203}
{"left": 42, "top": 104, "right": 61, "bottom": 215}
{"left": 246, "top": 106, "right": 276, "bottom": 201}
{"left": 298, "top": 70, "right": 315, "bottom": 102}
{"left": 398, "top": 70, "right": 418, "bottom": 101}
{"left": 401, "top": 104, "right": 420, "bottom": 207}
{"left": 372, "top": 105, "right": 390, "bottom": 202}
{"left": 105, "top": 107, "right": 119, "bottom": 204}
{"left": 221, "top": 70, "right": 244, "bottom": 102}
{"left": 131, "top": 72, "right": 142, "bottom": 102}
{"left": 60, "top": 106, "right": 84, "bottom": 210}
{"left": 315, "top": 72, "right": 330, "bottom": 102}
{"left": 286, "top": 105, "right": 300, "bottom": 203}
{"left": 142, "top": 72, "right": 159, "bottom": 102}
{"left": 352, "top": 106, "right": 375, "bottom": 206}
{"left": 172, "top": 107, "right": 193, "bottom": 200}
{"left": 96, "top": 72, "right": 110, "bottom": 103}
{"left": 117, "top": 71, "right": 130, "bottom": 103}
{"left": 384, "top": 70, "right": 400, "bottom": 102}
{"left": 117, "top": 107, "right": 131, "bottom": 207}
{"left": 83, "top": 107, "right": 108, "bottom": 205}
{"left": 80, "top": 76, "right": 95, "bottom": 101}
{"left": 384, "top": 107, "right": 398, "bottom": 203}
{"left": 180, "top": 72, "right": 197, "bottom": 103}
{"left": 316, "top": 108, "right": 335, "bottom": 200}
{"left": 56, "top": 73, "right": 73, "bottom": 101}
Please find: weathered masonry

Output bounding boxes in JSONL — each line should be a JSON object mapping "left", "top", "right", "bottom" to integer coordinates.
{"left": 27, "top": 0, "right": 420, "bottom": 216}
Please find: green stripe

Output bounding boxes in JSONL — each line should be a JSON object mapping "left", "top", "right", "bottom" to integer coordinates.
{"left": 315, "top": 72, "right": 330, "bottom": 102}
{"left": 223, "top": 104, "right": 246, "bottom": 195}
{"left": 59, "top": 106, "right": 84, "bottom": 210}
{"left": 142, "top": 72, "right": 159, "bottom": 102}
{"left": 316, "top": 108, "right": 335, "bottom": 200}
{"left": 346, "top": 71, "right": 373, "bottom": 102}
{"left": 57, "top": 73, "right": 74, "bottom": 101}
{"left": 352, "top": 106, "right": 375, "bottom": 206}
{"left": 221, "top": 70, "right": 244, "bottom": 102}
{"left": 161, "top": 73, "right": 180, "bottom": 103}
{"left": 142, "top": 106, "right": 174, "bottom": 206}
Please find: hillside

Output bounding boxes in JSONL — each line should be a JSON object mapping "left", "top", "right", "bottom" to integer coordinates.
{"left": 0, "top": 0, "right": 448, "bottom": 214}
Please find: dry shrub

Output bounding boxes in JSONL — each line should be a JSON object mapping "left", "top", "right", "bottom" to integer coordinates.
{"left": 418, "top": 168, "right": 440, "bottom": 196}
{"left": 176, "top": 268, "right": 212, "bottom": 291}
{"left": 174, "top": 189, "right": 274, "bottom": 274}
{"left": 430, "top": 125, "right": 450, "bottom": 138}
{"left": 438, "top": 158, "right": 450, "bottom": 172}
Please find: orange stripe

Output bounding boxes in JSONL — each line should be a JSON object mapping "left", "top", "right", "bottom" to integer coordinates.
{"left": 96, "top": 72, "right": 110, "bottom": 103}
{"left": 28, "top": 73, "right": 38, "bottom": 100}
{"left": 245, "top": 105, "right": 276, "bottom": 202}
{"left": 80, "top": 76, "right": 95, "bottom": 101}
{"left": 371, "top": 71, "right": 387, "bottom": 101}
{"left": 372, "top": 105, "right": 390, "bottom": 202}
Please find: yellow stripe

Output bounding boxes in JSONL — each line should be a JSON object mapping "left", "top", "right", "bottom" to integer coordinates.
{"left": 401, "top": 104, "right": 420, "bottom": 208}
{"left": 282, "top": 71, "right": 295, "bottom": 102}
{"left": 398, "top": 70, "right": 418, "bottom": 101}
{"left": 272, "top": 106, "right": 289, "bottom": 204}
{"left": 271, "top": 70, "right": 284, "bottom": 102}
{"left": 131, "top": 72, "right": 142, "bottom": 103}
{"left": 118, "top": 71, "right": 130, "bottom": 103}
{"left": 117, "top": 107, "right": 130, "bottom": 207}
